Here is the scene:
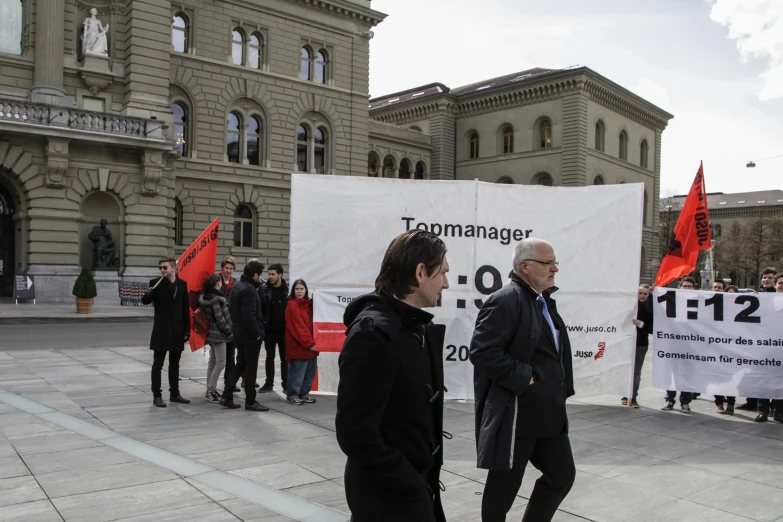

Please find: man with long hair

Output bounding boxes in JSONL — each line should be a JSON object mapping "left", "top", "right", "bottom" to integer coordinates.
{"left": 336, "top": 230, "right": 449, "bottom": 522}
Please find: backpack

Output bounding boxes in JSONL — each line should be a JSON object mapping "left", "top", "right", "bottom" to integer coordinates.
{"left": 192, "top": 306, "right": 210, "bottom": 335}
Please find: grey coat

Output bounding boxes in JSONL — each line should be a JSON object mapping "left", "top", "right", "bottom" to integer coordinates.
{"left": 199, "top": 292, "right": 233, "bottom": 345}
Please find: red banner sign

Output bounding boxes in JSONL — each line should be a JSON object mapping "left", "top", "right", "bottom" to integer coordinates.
{"left": 178, "top": 217, "right": 220, "bottom": 351}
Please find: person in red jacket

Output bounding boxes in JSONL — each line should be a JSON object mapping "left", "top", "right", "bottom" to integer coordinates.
{"left": 285, "top": 279, "right": 318, "bottom": 405}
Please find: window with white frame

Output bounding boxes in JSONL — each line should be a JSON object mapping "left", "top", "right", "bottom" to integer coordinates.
{"left": 0, "top": 0, "right": 22, "bottom": 55}
{"left": 233, "top": 204, "right": 254, "bottom": 248}
{"left": 231, "top": 29, "right": 245, "bottom": 65}
{"left": 172, "top": 13, "right": 188, "bottom": 53}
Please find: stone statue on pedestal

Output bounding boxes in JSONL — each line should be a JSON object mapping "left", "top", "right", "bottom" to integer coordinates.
{"left": 88, "top": 219, "right": 119, "bottom": 269}
{"left": 82, "top": 8, "right": 109, "bottom": 56}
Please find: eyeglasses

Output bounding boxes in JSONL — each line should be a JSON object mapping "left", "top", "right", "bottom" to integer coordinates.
{"left": 524, "top": 259, "right": 559, "bottom": 267}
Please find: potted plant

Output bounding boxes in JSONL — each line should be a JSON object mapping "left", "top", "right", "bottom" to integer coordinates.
{"left": 72, "top": 268, "right": 97, "bottom": 313}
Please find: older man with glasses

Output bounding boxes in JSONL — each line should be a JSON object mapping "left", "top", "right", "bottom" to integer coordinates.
{"left": 469, "top": 238, "right": 575, "bottom": 522}
{"left": 142, "top": 257, "right": 191, "bottom": 408}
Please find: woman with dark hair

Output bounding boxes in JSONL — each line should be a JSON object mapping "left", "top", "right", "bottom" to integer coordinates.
{"left": 199, "top": 273, "right": 233, "bottom": 403}
{"left": 285, "top": 279, "right": 318, "bottom": 405}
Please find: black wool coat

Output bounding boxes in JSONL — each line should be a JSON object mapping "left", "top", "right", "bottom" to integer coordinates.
{"left": 336, "top": 292, "right": 447, "bottom": 522}
{"left": 469, "top": 272, "right": 574, "bottom": 470}
{"left": 229, "top": 274, "right": 265, "bottom": 346}
{"left": 142, "top": 277, "right": 190, "bottom": 352}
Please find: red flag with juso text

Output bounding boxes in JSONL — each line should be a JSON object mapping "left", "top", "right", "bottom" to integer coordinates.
{"left": 654, "top": 163, "right": 711, "bottom": 287}
{"left": 178, "top": 217, "right": 220, "bottom": 351}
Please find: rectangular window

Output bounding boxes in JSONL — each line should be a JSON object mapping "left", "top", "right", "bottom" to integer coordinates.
{"left": 242, "top": 222, "right": 252, "bottom": 247}
{"left": 0, "top": 0, "right": 22, "bottom": 55}
{"left": 297, "top": 143, "right": 308, "bottom": 171}
{"left": 247, "top": 137, "right": 259, "bottom": 166}
{"left": 314, "top": 148, "right": 325, "bottom": 174}
{"left": 227, "top": 134, "right": 240, "bottom": 163}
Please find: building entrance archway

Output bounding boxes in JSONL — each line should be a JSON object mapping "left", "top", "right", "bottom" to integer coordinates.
{"left": 0, "top": 182, "right": 15, "bottom": 297}
{"left": 79, "top": 192, "right": 124, "bottom": 271}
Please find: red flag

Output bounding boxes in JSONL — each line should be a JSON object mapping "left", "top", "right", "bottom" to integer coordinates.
{"left": 178, "top": 217, "right": 220, "bottom": 351}
{"left": 654, "top": 163, "right": 711, "bottom": 287}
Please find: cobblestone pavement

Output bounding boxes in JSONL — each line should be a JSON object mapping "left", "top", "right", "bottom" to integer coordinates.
{"left": 1, "top": 346, "right": 782, "bottom": 522}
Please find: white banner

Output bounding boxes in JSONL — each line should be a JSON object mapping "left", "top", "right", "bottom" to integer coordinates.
{"left": 290, "top": 175, "right": 644, "bottom": 399}
{"left": 652, "top": 288, "right": 783, "bottom": 398}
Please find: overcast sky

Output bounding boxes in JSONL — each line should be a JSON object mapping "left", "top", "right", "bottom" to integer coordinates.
{"left": 368, "top": 0, "right": 783, "bottom": 196}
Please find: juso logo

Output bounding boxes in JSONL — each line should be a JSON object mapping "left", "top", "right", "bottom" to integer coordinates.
{"left": 594, "top": 342, "right": 606, "bottom": 360}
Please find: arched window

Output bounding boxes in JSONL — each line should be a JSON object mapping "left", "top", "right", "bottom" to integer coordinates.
{"left": 640, "top": 139, "right": 649, "bottom": 169}
{"left": 593, "top": 174, "right": 604, "bottom": 185}
{"left": 619, "top": 130, "right": 628, "bottom": 160}
{"left": 0, "top": 0, "right": 22, "bottom": 55}
{"left": 172, "top": 14, "right": 188, "bottom": 53}
{"left": 399, "top": 159, "right": 411, "bottom": 179}
{"left": 300, "top": 47, "right": 311, "bottom": 80}
{"left": 502, "top": 126, "right": 514, "bottom": 154}
{"left": 469, "top": 132, "right": 480, "bottom": 159}
{"left": 415, "top": 161, "right": 426, "bottom": 180}
{"left": 249, "top": 33, "right": 263, "bottom": 69}
{"left": 247, "top": 116, "right": 261, "bottom": 166}
{"left": 382, "top": 155, "right": 396, "bottom": 178}
{"left": 532, "top": 172, "right": 553, "bottom": 186}
{"left": 171, "top": 102, "right": 188, "bottom": 156}
{"left": 538, "top": 119, "right": 552, "bottom": 149}
{"left": 496, "top": 176, "right": 514, "bottom": 184}
{"left": 368, "top": 152, "right": 380, "bottom": 177}
{"left": 643, "top": 189, "right": 649, "bottom": 225}
{"left": 314, "top": 127, "right": 326, "bottom": 174}
{"left": 315, "top": 50, "right": 327, "bottom": 84}
{"left": 231, "top": 29, "right": 245, "bottom": 65}
{"left": 595, "top": 120, "right": 605, "bottom": 151}
{"left": 296, "top": 125, "right": 308, "bottom": 172}
{"left": 226, "top": 112, "right": 241, "bottom": 163}
{"left": 173, "top": 198, "right": 183, "bottom": 246}
{"left": 233, "top": 204, "right": 254, "bottom": 248}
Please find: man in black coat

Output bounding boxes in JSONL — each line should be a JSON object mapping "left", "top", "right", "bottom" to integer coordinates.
{"left": 336, "top": 230, "right": 450, "bottom": 522}
{"left": 142, "top": 257, "right": 191, "bottom": 408}
{"left": 469, "top": 238, "right": 575, "bottom": 522}
{"left": 258, "top": 263, "right": 289, "bottom": 393}
{"left": 220, "top": 260, "right": 269, "bottom": 412}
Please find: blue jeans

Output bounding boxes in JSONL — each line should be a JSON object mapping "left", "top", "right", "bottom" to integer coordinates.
{"left": 287, "top": 358, "right": 317, "bottom": 398}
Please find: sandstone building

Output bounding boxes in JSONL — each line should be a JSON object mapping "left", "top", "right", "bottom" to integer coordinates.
{"left": 0, "top": 0, "right": 668, "bottom": 301}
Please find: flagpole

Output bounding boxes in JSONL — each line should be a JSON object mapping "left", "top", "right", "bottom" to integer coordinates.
{"left": 701, "top": 161, "right": 716, "bottom": 286}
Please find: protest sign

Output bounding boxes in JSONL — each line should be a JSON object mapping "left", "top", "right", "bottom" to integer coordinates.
{"left": 652, "top": 287, "right": 783, "bottom": 398}
{"left": 291, "top": 175, "right": 644, "bottom": 399}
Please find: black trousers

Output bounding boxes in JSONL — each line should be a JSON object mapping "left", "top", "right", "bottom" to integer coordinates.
{"left": 714, "top": 395, "right": 736, "bottom": 405}
{"left": 264, "top": 332, "right": 288, "bottom": 389}
{"left": 666, "top": 391, "right": 693, "bottom": 404}
{"left": 222, "top": 341, "right": 261, "bottom": 406}
{"left": 224, "top": 340, "right": 235, "bottom": 387}
{"left": 151, "top": 350, "right": 182, "bottom": 398}
{"left": 482, "top": 431, "right": 576, "bottom": 522}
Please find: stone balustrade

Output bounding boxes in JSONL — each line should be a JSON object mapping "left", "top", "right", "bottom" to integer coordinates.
{"left": 0, "top": 99, "right": 166, "bottom": 141}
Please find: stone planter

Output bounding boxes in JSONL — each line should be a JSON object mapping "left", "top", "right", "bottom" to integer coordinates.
{"left": 75, "top": 297, "right": 93, "bottom": 314}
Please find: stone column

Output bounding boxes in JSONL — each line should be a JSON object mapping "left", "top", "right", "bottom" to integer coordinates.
{"left": 429, "top": 108, "right": 456, "bottom": 180}
{"left": 30, "top": 0, "right": 67, "bottom": 105}
{"left": 560, "top": 86, "right": 588, "bottom": 186}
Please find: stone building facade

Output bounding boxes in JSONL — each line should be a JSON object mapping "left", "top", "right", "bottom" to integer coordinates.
{"left": 369, "top": 68, "right": 674, "bottom": 283}
{"left": 0, "top": 0, "right": 389, "bottom": 301}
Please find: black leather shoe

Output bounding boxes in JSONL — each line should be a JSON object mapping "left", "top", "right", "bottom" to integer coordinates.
{"left": 169, "top": 395, "right": 190, "bottom": 404}
{"left": 220, "top": 398, "right": 241, "bottom": 409}
{"left": 245, "top": 402, "right": 270, "bottom": 412}
{"left": 259, "top": 384, "right": 273, "bottom": 393}
{"left": 773, "top": 413, "right": 783, "bottom": 424}
{"left": 737, "top": 401, "right": 755, "bottom": 410}
{"left": 755, "top": 413, "right": 768, "bottom": 422}
{"left": 153, "top": 397, "right": 166, "bottom": 408}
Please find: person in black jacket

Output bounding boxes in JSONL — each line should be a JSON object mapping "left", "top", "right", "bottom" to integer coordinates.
{"left": 336, "top": 230, "right": 450, "bottom": 522}
{"left": 220, "top": 261, "right": 269, "bottom": 412}
{"left": 469, "top": 238, "right": 575, "bottom": 522}
{"left": 622, "top": 284, "right": 653, "bottom": 408}
{"left": 142, "top": 257, "right": 191, "bottom": 408}
{"left": 258, "top": 264, "right": 289, "bottom": 393}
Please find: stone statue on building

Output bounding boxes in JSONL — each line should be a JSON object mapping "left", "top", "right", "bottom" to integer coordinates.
{"left": 82, "top": 8, "right": 109, "bottom": 56}
{"left": 88, "top": 219, "right": 119, "bottom": 268}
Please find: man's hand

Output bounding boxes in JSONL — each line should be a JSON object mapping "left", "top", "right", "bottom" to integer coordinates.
{"left": 529, "top": 376, "right": 535, "bottom": 385}
{"left": 183, "top": 334, "right": 190, "bottom": 343}
{"left": 309, "top": 345, "right": 317, "bottom": 351}
{"left": 632, "top": 319, "right": 642, "bottom": 327}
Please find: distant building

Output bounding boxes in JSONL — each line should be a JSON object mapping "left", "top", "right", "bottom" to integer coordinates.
{"left": 370, "top": 67, "right": 674, "bottom": 283}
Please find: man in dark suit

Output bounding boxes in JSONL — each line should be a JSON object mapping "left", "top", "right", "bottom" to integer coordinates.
{"left": 142, "top": 257, "right": 191, "bottom": 408}
{"left": 469, "top": 238, "right": 575, "bottom": 522}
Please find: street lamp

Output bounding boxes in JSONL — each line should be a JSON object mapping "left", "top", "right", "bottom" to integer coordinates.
{"left": 746, "top": 153, "right": 782, "bottom": 168}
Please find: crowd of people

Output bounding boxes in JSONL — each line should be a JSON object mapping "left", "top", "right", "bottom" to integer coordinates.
{"left": 143, "top": 256, "right": 319, "bottom": 410}
{"left": 626, "top": 269, "right": 783, "bottom": 423}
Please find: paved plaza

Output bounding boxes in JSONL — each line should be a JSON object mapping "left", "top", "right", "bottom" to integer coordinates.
{"left": 1, "top": 344, "right": 783, "bottom": 522}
